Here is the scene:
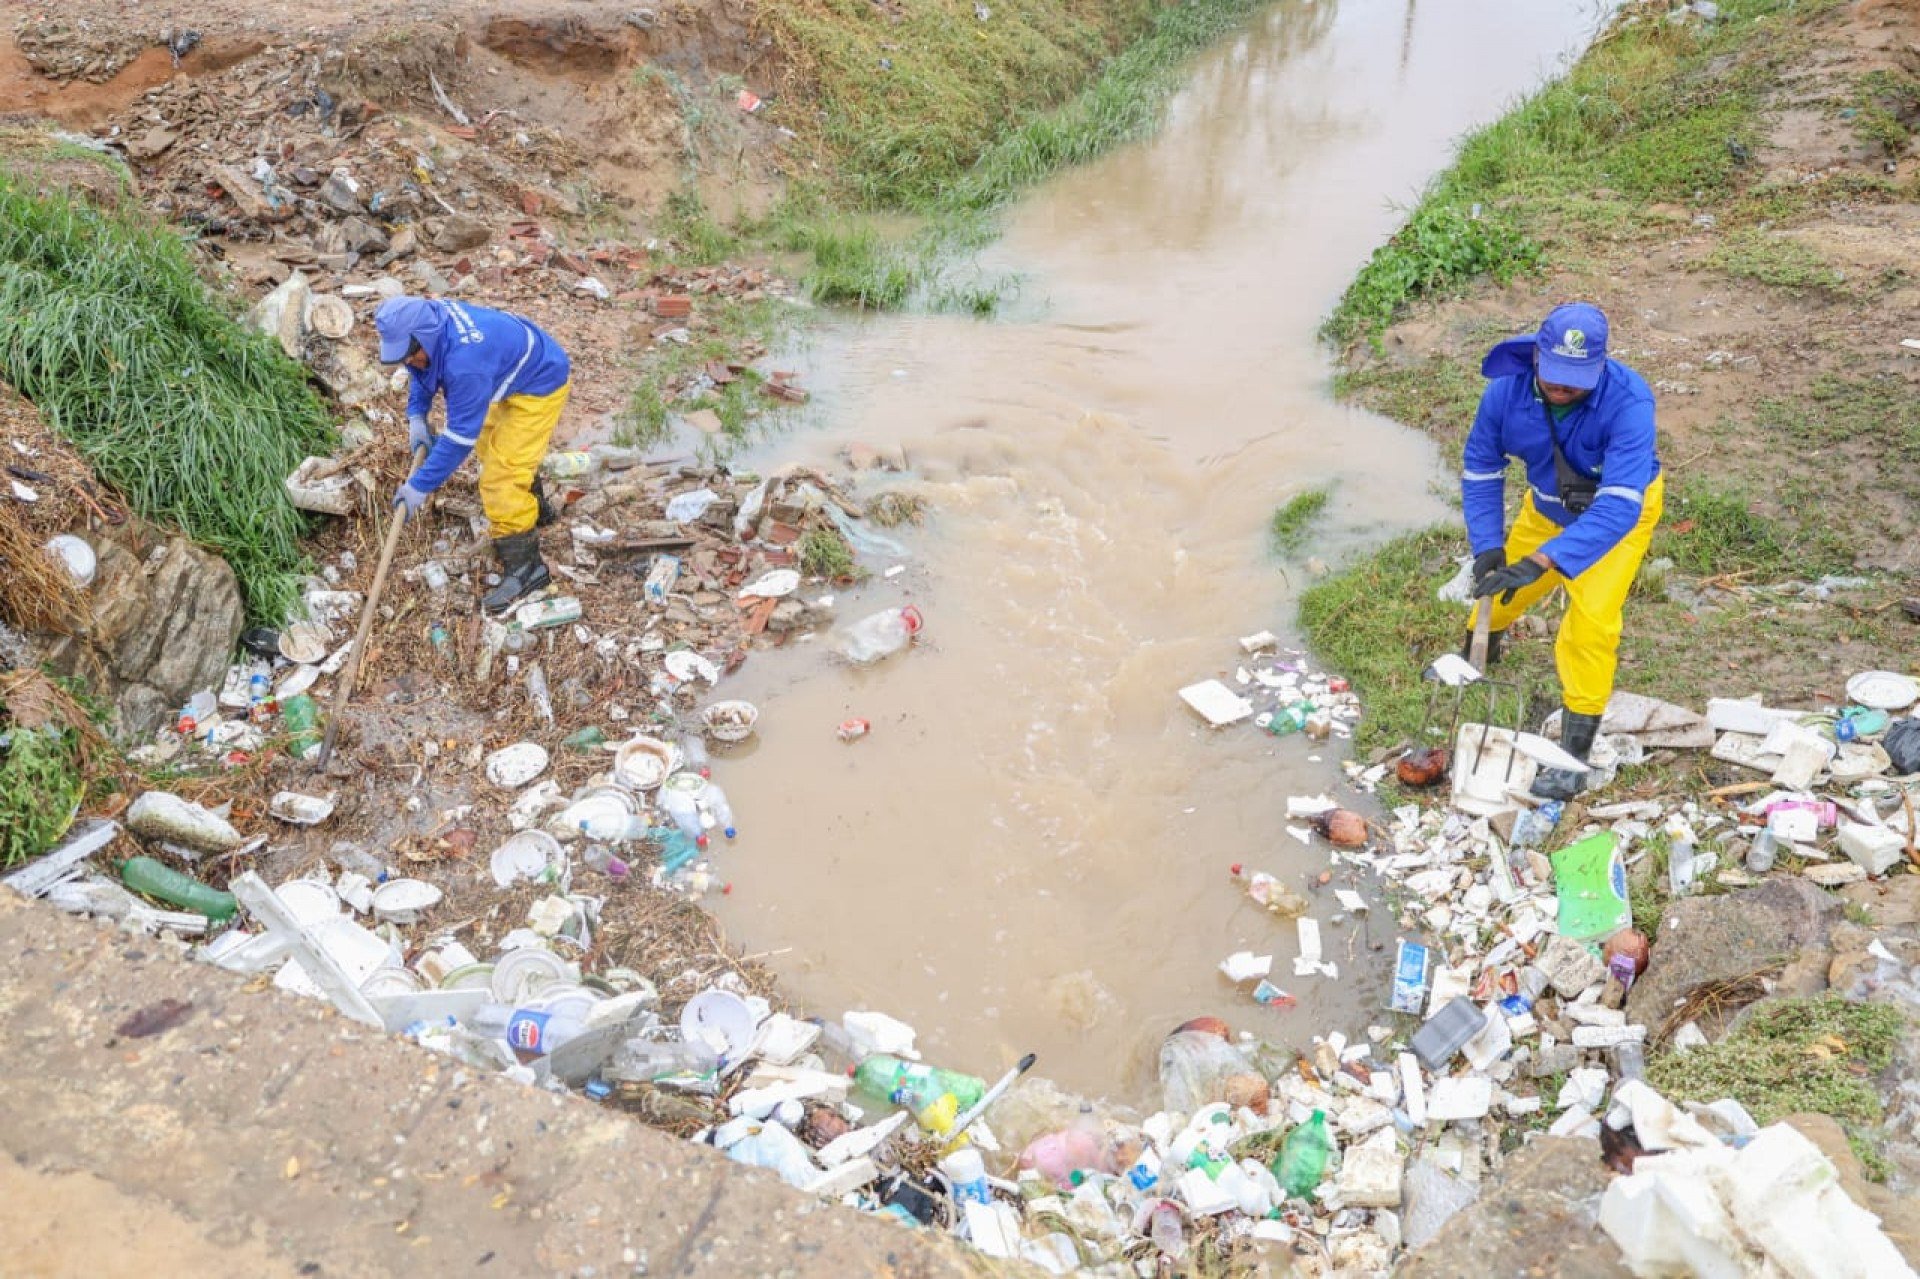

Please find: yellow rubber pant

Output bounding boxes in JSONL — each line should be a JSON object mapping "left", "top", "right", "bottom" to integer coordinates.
{"left": 474, "top": 382, "right": 569, "bottom": 537}
{"left": 1481, "top": 475, "right": 1664, "bottom": 716}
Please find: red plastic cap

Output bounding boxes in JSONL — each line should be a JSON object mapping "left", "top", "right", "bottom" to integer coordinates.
{"left": 1229, "top": 862, "right": 1244, "bottom": 876}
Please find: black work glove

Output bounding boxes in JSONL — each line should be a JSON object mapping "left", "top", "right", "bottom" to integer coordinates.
{"left": 1470, "top": 548, "right": 1506, "bottom": 595}
{"left": 1476, "top": 557, "right": 1547, "bottom": 604}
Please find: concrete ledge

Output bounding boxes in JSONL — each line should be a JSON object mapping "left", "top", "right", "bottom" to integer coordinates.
{"left": 0, "top": 894, "right": 998, "bottom": 1277}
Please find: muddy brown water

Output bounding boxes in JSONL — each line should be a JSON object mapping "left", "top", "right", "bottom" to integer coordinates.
{"left": 705, "top": 0, "right": 1603, "bottom": 1102}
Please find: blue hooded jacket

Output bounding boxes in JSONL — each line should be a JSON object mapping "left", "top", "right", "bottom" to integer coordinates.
{"left": 404, "top": 301, "right": 570, "bottom": 494}
{"left": 1461, "top": 335, "right": 1661, "bottom": 579}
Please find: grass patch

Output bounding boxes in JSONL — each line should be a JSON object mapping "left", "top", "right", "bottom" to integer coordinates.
{"left": 754, "top": 0, "right": 1272, "bottom": 311}
{"left": 1755, "top": 372, "right": 1920, "bottom": 461}
{"left": 1270, "top": 486, "right": 1332, "bottom": 555}
{"left": 657, "top": 190, "right": 739, "bottom": 265}
{"left": 1703, "top": 227, "right": 1848, "bottom": 293}
{"left": 0, "top": 723, "right": 85, "bottom": 868}
{"left": 0, "top": 181, "right": 335, "bottom": 622}
{"left": 618, "top": 297, "right": 796, "bottom": 447}
{"left": 1647, "top": 996, "right": 1904, "bottom": 1179}
{"left": 799, "top": 526, "right": 857, "bottom": 579}
{"left": 1325, "top": 0, "right": 1838, "bottom": 346}
{"left": 1298, "top": 525, "right": 1471, "bottom": 750}
{"left": 1332, "top": 354, "right": 1486, "bottom": 453}
{"left": 1652, "top": 477, "right": 1850, "bottom": 578}
{"left": 1850, "top": 68, "right": 1920, "bottom": 157}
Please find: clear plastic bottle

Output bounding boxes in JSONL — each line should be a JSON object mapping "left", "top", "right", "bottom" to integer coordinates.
{"left": 703, "top": 782, "right": 737, "bottom": 840}
{"left": 605, "top": 1037, "right": 719, "bottom": 1082}
{"left": 678, "top": 731, "right": 711, "bottom": 779}
{"left": 835, "top": 605, "right": 923, "bottom": 664}
{"left": 466, "top": 1002, "right": 589, "bottom": 1057}
{"left": 658, "top": 788, "right": 709, "bottom": 847}
{"left": 582, "top": 844, "right": 630, "bottom": 879}
{"left": 1746, "top": 828, "right": 1779, "bottom": 873}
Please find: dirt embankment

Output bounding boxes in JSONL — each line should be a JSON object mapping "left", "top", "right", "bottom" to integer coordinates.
{"left": 1333, "top": 0, "right": 1920, "bottom": 714}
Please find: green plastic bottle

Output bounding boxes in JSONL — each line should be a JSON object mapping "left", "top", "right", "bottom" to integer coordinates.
{"left": 280, "top": 693, "right": 320, "bottom": 757}
{"left": 852, "top": 1055, "right": 986, "bottom": 1113}
{"left": 121, "top": 856, "right": 237, "bottom": 921}
{"left": 1274, "top": 1108, "right": 1331, "bottom": 1199}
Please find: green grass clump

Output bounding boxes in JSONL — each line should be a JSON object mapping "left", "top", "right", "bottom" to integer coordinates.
{"left": 0, "top": 724, "right": 85, "bottom": 868}
{"left": 1652, "top": 478, "right": 1848, "bottom": 578}
{"left": 0, "top": 182, "right": 335, "bottom": 621}
{"left": 1270, "top": 487, "right": 1332, "bottom": 555}
{"left": 1326, "top": 0, "right": 1836, "bottom": 346}
{"left": 1648, "top": 996, "right": 1904, "bottom": 1178}
{"left": 1298, "top": 525, "right": 1470, "bottom": 749}
{"left": 1755, "top": 373, "right": 1920, "bottom": 461}
{"left": 658, "top": 190, "right": 739, "bottom": 265}
{"left": 1704, "top": 228, "right": 1847, "bottom": 293}
{"left": 619, "top": 297, "right": 795, "bottom": 447}
{"left": 799, "top": 526, "right": 857, "bottom": 579}
{"left": 1332, "top": 355, "right": 1487, "bottom": 452}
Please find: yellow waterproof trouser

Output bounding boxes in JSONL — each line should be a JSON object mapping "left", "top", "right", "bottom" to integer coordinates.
{"left": 474, "top": 382, "right": 569, "bottom": 537}
{"left": 1481, "top": 475, "right": 1665, "bottom": 716}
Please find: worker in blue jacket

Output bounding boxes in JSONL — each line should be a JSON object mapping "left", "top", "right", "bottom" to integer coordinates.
{"left": 374, "top": 296, "right": 571, "bottom": 614}
{"left": 1462, "top": 302, "right": 1663, "bottom": 800}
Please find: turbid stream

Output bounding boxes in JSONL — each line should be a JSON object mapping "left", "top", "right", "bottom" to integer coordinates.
{"left": 709, "top": 0, "right": 1603, "bottom": 1101}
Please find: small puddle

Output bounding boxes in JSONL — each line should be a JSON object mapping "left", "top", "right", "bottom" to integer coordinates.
{"left": 709, "top": 0, "right": 1602, "bottom": 1100}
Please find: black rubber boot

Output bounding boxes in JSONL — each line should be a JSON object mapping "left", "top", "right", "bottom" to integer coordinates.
{"left": 483, "top": 530, "right": 551, "bottom": 616}
{"left": 531, "top": 475, "right": 558, "bottom": 529}
{"left": 1458, "top": 628, "right": 1506, "bottom": 667}
{"left": 1531, "top": 709, "right": 1603, "bottom": 801}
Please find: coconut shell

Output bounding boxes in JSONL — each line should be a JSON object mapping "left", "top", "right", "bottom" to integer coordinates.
{"left": 1175, "top": 1016, "right": 1232, "bottom": 1041}
{"left": 1604, "top": 929, "right": 1651, "bottom": 975}
{"left": 1396, "top": 747, "right": 1449, "bottom": 788}
{"left": 1312, "top": 808, "right": 1369, "bottom": 848}
{"left": 1223, "top": 1073, "right": 1271, "bottom": 1115}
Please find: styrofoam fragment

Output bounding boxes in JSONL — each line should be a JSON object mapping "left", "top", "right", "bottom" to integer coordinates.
{"left": 1572, "top": 1024, "right": 1647, "bottom": 1048}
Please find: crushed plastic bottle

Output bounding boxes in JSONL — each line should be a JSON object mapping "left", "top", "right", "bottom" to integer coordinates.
{"left": 835, "top": 605, "right": 923, "bottom": 664}
{"left": 678, "top": 731, "right": 711, "bottom": 778}
{"left": 659, "top": 787, "right": 709, "bottom": 848}
{"left": 1510, "top": 799, "right": 1565, "bottom": 849}
{"left": 582, "top": 844, "right": 630, "bottom": 879}
{"left": 606, "top": 1037, "right": 719, "bottom": 1084}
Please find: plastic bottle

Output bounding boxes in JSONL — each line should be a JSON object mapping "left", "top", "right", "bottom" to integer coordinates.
{"left": 678, "top": 731, "right": 711, "bottom": 778}
{"left": 659, "top": 788, "right": 709, "bottom": 847}
{"left": 120, "top": 856, "right": 237, "bottom": 921}
{"left": 582, "top": 845, "right": 630, "bottom": 879}
{"left": 1510, "top": 800, "right": 1565, "bottom": 849}
{"left": 527, "top": 663, "right": 553, "bottom": 724}
{"left": 605, "top": 1037, "right": 720, "bottom": 1083}
{"left": 940, "top": 1148, "right": 992, "bottom": 1204}
{"left": 248, "top": 671, "right": 271, "bottom": 707}
{"left": 703, "top": 782, "right": 737, "bottom": 840}
{"left": 178, "top": 689, "right": 218, "bottom": 734}
{"left": 852, "top": 1054, "right": 987, "bottom": 1113}
{"left": 835, "top": 605, "right": 923, "bottom": 664}
{"left": 467, "top": 1002, "right": 589, "bottom": 1057}
{"left": 1746, "top": 828, "right": 1779, "bottom": 873}
{"left": 280, "top": 693, "right": 321, "bottom": 757}
{"left": 1273, "top": 1109, "right": 1331, "bottom": 1199}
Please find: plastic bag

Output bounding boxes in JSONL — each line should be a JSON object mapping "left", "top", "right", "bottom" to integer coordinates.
{"left": 1884, "top": 718, "right": 1920, "bottom": 775}
{"left": 1156, "top": 1031, "right": 1256, "bottom": 1114}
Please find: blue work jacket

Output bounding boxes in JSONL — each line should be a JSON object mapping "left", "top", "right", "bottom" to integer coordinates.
{"left": 1461, "top": 336, "right": 1661, "bottom": 579}
{"left": 405, "top": 302, "right": 570, "bottom": 493}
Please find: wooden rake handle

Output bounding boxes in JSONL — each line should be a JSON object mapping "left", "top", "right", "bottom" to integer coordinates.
{"left": 313, "top": 446, "right": 426, "bottom": 769}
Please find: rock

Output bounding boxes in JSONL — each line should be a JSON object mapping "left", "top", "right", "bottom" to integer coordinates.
{"left": 125, "top": 127, "right": 178, "bottom": 161}
{"left": 1399, "top": 1138, "right": 1628, "bottom": 1278}
{"left": 1841, "top": 873, "right": 1920, "bottom": 928}
{"left": 385, "top": 224, "right": 419, "bottom": 260}
{"left": 247, "top": 270, "right": 311, "bottom": 359}
{"left": 1401, "top": 1158, "right": 1479, "bottom": 1251}
{"left": 1805, "top": 862, "right": 1867, "bottom": 887}
{"left": 1539, "top": 933, "right": 1606, "bottom": 998}
{"left": 1337, "top": 1127, "right": 1404, "bottom": 1208}
{"left": 427, "top": 213, "right": 490, "bottom": 252}
{"left": 338, "top": 216, "right": 390, "bottom": 256}
{"left": 41, "top": 536, "right": 246, "bottom": 740}
{"left": 1627, "top": 878, "right": 1842, "bottom": 1029}
{"left": 317, "top": 169, "right": 364, "bottom": 215}
{"left": 306, "top": 342, "right": 389, "bottom": 407}
{"left": 1530, "top": 1043, "right": 1581, "bottom": 1077}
